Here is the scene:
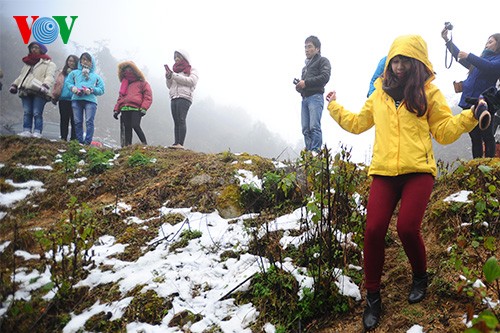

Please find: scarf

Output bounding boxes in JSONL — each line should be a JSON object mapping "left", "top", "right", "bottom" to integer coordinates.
{"left": 22, "top": 53, "right": 51, "bottom": 66}
{"left": 481, "top": 49, "right": 496, "bottom": 58}
{"left": 119, "top": 70, "right": 139, "bottom": 95}
{"left": 383, "top": 84, "right": 405, "bottom": 105}
{"left": 173, "top": 59, "right": 191, "bottom": 75}
{"left": 82, "top": 65, "right": 90, "bottom": 81}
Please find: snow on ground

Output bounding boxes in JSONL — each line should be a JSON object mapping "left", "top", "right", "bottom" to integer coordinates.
{"left": 0, "top": 163, "right": 482, "bottom": 332}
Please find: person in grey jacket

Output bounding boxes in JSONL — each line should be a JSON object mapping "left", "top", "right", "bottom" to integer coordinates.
{"left": 294, "top": 35, "right": 331, "bottom": 153}
{"left": 10, "top": 42, "right": 56, "bottom": 138}
{"left": 165, "top": 49, "right": 199, "bottom": 149}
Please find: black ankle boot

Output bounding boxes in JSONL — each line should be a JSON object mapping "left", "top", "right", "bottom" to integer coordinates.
{"left": 408, "top": 273, "right": 428, "bottom": 304}
{"left": 363, "top": 291, "right": 382, "bottom": 331}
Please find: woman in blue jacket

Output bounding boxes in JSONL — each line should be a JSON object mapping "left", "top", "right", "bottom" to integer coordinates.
{"left": 66, "top": 52, "right": 105, "bottom": 145}
{"left": 442, "top": 31, "right": 500, "bottom": 157}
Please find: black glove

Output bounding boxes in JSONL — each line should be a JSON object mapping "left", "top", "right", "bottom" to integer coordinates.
{"left": 470, "top": 97, "right": 491, "bottom": 130}
{"left": 113, "top": 112, "right": 119, "bottom": 120}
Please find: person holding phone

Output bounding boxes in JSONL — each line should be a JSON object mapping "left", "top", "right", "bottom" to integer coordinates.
{"left": 164, "top": 50, "right": 199, "bottom": 149}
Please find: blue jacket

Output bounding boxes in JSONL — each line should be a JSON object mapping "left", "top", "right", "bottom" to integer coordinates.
{"left": 446, "top": 41, "right": 500, "bottom": 108}
{"left": 367, "top": 56, "right": 387, "bottom": 97}
{"left": 66, "top": 53, "right": 105, "bottom": 104}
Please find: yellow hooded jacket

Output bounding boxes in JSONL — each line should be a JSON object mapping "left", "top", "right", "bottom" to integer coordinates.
{"left": 327, "top": 35, "right": 478, "bottom": 177}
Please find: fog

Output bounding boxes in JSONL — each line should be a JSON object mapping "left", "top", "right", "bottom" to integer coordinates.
{"left": 1, "top": 0, "right": 499, "bottom": 162}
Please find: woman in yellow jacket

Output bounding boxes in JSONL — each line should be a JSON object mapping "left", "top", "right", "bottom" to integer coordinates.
{"left": 326, "top": 35, "right": 483, "bottom": 331}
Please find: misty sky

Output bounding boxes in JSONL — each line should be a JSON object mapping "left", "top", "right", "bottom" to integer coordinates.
{"left": 2, "top": 0, "right": 499, "bottom": 162}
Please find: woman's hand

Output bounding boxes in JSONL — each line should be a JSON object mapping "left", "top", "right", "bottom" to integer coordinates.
{"left": 441, "top": 28, "right": 450, "bottom": 42}
{"left": 458, "top": 51, "right": 469, "bottom": 61}
{"left": 326, "top": 91, "right": 336, "bottom": 102}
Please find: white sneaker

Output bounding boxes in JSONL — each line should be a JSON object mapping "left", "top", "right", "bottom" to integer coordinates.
{"left": 32, "top": 132, "right": 42, "bottom": 138}
{"left": 168, "top": 144, "right": 185, "bottom": 149}
{"left": 18, "top": 131, "right": 32, "bottom": 137}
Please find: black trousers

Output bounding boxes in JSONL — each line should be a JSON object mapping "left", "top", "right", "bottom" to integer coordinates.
{"left": 171, "top": 98, "right": 192, "bottom": 145}
{"left": 469, "top": 122, "right": 496, "bottom": 158}
{"left": 59, "top": 100, "right": 76, "bottom": 141}
{"left": 121, "top": 111, "right": 147, "bottom": 147}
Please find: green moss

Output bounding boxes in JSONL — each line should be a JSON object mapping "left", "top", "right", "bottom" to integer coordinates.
{"left": 123, "top": 289, "right": 172, "bottom": 324}
{"left": 216, "top": 184, "right": 243, "bottom": 218}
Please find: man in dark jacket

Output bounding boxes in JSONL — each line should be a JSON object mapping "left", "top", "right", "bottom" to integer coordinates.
{"left": 295, "top": 35, "right": 331, "bottom": 153}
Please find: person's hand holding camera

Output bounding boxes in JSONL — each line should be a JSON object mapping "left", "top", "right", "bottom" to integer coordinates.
{"left": 471, "top": 97, "right": 491, "bottom": 130}
{"left": 9, "top": 84, "right": 18, "bottom": 94}
{"left": 441, "top": 28, "right": 450, "bottom": 43}
{"left": 326, "top": 91, "right": 336, "bottom": 103}
{"left": 441, "top": 22, "right": 453, "bottom": 43}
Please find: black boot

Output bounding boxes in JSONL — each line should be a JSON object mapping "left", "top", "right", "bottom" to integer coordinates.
{"left": 408, "top": 273, "right": 428, "bottom": 304}
{"left": 363, "top": 291, "right": 382, "bottom": 331}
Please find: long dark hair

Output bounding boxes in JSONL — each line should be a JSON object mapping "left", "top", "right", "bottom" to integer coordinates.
{"left": 489, "top": 33, "right": 500, "bottom": 54}
{"left": 62, "top": 55, "right": 78, "bottom": 77}
{"left": 384, "top": 57, "right": 430, "bottom": 117}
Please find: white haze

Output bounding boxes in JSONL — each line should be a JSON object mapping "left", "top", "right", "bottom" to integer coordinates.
{"left": 1, "top": 0, "right": 499, "bottom": 162}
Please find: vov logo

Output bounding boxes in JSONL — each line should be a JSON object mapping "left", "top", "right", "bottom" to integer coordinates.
{"left": 13, "top": 16, "right": 78, "bottom": 44}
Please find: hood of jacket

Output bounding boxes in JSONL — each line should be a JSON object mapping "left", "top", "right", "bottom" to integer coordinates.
{"left": 117, "top": 61, "right": 145, "bottom": 81}
{"left": 77, "top": 53, "right": 96, "bottom": 73}
{"left": 175, "top": 49, "right": 191, "bottom": 64}
{"left": 384, "top": 34, "right": 435, "bottom": 82}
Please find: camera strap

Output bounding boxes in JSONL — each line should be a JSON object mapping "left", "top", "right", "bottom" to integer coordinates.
{"left": 445, "top": 33, "right": 453, "bottom": 69}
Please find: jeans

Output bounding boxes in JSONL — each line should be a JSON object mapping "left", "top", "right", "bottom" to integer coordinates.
{"left": 171, "top": 98, "right": 192, "bottom": 145}
{"left": 301, "top": 93, "right": 323, "bottom": 151}
{"left": 21, "top": 95, "right": 47, "bottom": 134}
{"left": 59, "top": 100, "right": 76, "bottom": 141}
{"left": 72, "top": 100, "right": 97, "bottom": 144}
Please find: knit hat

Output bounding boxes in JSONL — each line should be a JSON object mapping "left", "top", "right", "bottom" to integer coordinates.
{"left": 28, "top": 41, "right": 48, "bottom": 54}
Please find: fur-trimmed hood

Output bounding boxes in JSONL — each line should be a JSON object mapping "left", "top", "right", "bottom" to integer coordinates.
{"left": 117, "top": 61, "right": 145, "bottom": 81}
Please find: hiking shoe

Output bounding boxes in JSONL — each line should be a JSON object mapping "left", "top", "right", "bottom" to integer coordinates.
{"left": 363, "top": 291, "right": 382, "bottom": 331}
{"left": 32, "top": 132, "right": 42, "bottom": 138}
{"left": 408, "top": 273, "right": 428, "bottom": 304}
{"left": 18, "top": 131, "right": 32, "bottom": 137}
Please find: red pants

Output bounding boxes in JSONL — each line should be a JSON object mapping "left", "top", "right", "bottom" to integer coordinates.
{"left": 363, "top": 173, "right": 434, "bottom": 292}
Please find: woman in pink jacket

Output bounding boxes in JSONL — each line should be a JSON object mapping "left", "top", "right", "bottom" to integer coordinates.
{"left": 113, "top": 61, "right": 153, "bottom": 147}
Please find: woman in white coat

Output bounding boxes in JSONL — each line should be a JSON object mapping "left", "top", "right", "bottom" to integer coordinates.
{"left": 10, "top": 42, "right": 56, "bottom": 138}
{"left": 165, "top": 50, "right": 199, "bottom": 149}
